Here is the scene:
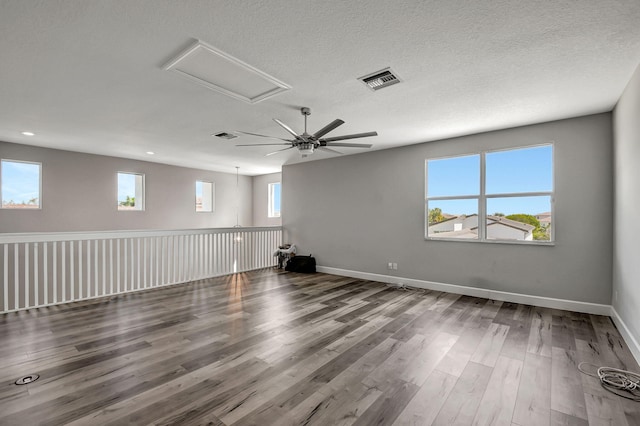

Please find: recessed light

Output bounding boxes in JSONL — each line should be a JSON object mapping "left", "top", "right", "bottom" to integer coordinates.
{"left": 21, "top": 131, "right": 35, "bottom": 136}
{"left": 146, "top": 151, "right": 155, "bottom": 155}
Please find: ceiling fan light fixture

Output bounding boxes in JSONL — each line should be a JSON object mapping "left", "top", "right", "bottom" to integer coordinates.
{"left": 297, "top": 142, "right": 315, "bottom": 156}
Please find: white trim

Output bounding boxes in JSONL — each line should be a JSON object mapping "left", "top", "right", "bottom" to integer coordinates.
{"left": 610, "top": 307, "right": 640, "bottom": 366}
{"left": 424, "top": 236, "right": 555, "bottom": 246}
{"left": 316, "top": 266, "right": 611, "bottom": 316}
{"left": 0, "top": 226, "right": 282, "bottom": 243}
{"left": 479, "top": 151, "right": 486, "bottom": 241}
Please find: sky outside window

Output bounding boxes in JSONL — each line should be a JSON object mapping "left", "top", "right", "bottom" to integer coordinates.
{"left": 196, "top": 181, "right": 214, "bottom": 212}
{"left": 268, "top": 182, "right": 281, "bottom": 217}
{"left": 427, "top": 154, "right": 479, "bottom": 197}
{"left": 486, "top": 145, "right": 553, "bottom": 194}
{"left": 487, "top": 196, "right": 551, "bottom": 216}
{"left": 273, "top": 183, "right": 281, "bottom": 214}
{"left": 428, "top": 199, "right": 478, "bottom": 216}
{"left": 428, "top": 146, "right": 552, "bottom": 215}
{"left": 117, "top": 172, "right": 144, "bottom": 210}
{"left": 1, "top": 160, "right": 41, "bottom": 209}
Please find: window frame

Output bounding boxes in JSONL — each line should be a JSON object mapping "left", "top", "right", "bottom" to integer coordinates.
{"left": 268, "top": 182, "right": 281, "bottom": 218}
{"left": 195, "top": 180, "right": 215, "bottom": 213}
{"left": 117, "top": 171, "right": 145, "bottom": 212}
{"left": 0, "top": 158, "right": 43, "bottom": 210}
{"left": 425, "top": 143, "right": 554, "bottom": 245}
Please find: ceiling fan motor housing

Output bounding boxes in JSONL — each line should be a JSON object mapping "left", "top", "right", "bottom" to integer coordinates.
{"left": 298, "top": 142, "right": 315, "bottom": 156}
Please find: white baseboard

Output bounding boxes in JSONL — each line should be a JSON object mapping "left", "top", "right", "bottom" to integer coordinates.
{"left": 610, "top": 307, "right": 640, "bottom": 366}
{"left": 316, "top": 266, "right": 612, "bottom": 316}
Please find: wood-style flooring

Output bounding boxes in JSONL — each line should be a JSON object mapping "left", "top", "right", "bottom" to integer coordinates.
{"left": 0, "top": 269, "right": 639, "bottom": 425}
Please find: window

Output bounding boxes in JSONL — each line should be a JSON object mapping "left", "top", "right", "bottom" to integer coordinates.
{"left": 195, "top": 181, "right": 214, "bottom": 212}
{"left": 427, "top": 154, "right": 480, "bottom": 240}
{"left": 268, "top": 182, "right": 281, "bottom": 218}
{"left": 1, "top": 159, "right": 41, "bottom": 209}
{"left": 117, "top": 172, "right": 144, "bottom": 211}
{"left": 426, "top": 144, "right": 553, "bottom": 243}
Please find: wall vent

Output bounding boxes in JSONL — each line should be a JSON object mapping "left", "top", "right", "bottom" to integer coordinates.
{"left": 212, "top": 132, "right": 237, "bottom": 140}
{"left": 359, "top": 68, "right": 401, "bottom": 91}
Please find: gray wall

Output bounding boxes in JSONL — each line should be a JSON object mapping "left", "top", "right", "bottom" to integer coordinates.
{"left": 613, "top": 63, "right": 640, "bottom": 345}
{"left": 283, "top": 114, "right": 613, "bottom": 304}
{"left": 0, "top": 141, "right": 253, "bottom": 232}
{"left": 252, "top": 172, "right": 282, "bottom": 227}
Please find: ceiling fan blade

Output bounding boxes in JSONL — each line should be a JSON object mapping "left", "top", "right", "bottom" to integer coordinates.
{"left": 318, "top": 146, "right": 344, "bottom": 155}
{"left": 323, "top": 142, "right": 373, "bottom": 148}
{"left": 320, "top": 131, "right": 378, "bottom": 142}
{"left": 235, "top": 130, "right": 291, "bottom": 142}
{"left": 266, "top": 146, "right": 295, "bottom": 156}
{"left": 313, "top": 119, "right": 345, "bottom": 139}
{"left": 235, "top": 143, "right": 292, "bottom": 147}
{"left": 273, "top": 118, "right": 304, "bottom": 140}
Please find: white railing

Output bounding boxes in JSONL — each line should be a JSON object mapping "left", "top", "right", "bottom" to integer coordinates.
{"left": 0, "top": 227, "right": 282, "bottom": 313}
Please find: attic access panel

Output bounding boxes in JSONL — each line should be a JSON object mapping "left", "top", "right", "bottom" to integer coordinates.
{"left": 164, "top": 40, "right": 291, "bottom": 104}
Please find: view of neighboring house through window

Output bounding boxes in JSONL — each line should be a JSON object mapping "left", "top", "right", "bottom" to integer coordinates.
{"left": 195, "top": 180, "right": 214, "bottom": 212}
{"left": 426, "top": 144, "right": 553, "bottom": 243}
{"left": 117, "top": 172, "right": 144, "bottom": 211}
{"left": 427, "top": 154, "right": 480, "bottom": 240}
{"left": 268, "top": 182, "right": 281, "bottom": 218}
{"left": 1, "top": 159, "right": 41, "bottom": 209}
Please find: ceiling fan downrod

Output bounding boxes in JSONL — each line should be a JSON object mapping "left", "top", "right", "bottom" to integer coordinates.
{"left": 301, "top": 107, "right": 310, "bottom": 135}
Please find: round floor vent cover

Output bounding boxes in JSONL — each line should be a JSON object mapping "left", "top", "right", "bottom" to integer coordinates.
{"left": 15, "top": 374, "right": 39, "bottom": 385}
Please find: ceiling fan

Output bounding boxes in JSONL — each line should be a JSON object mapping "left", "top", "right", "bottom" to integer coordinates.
{"left": 235, "top": 107, "right": 377, "bottom": 157}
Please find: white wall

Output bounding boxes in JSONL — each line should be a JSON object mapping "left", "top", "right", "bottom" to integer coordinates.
{"left": 252, "top": 172, "right": 282, "bottom": 227}
{"left": 0, "top": 141, "right": 253, "bottom": 232}
{"left": 283, "top": 114, "right": 613, "bottom": 304}
{"left": 613, "top": 63, "right": 640, "bottom": 349}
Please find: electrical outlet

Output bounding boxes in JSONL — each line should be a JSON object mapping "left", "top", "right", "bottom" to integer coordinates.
{"left": 387, "top": 262, "right": 393, "bottom": 270}
{"left": 393, "top": 263, "right": 398, "bottom": 270}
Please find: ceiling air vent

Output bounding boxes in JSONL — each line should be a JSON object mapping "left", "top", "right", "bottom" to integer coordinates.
{"left": 212, "top": 132, "right": 237, "bottom": 140}
{"left": 359, "top": 68, "right": 401, "bottom": 91}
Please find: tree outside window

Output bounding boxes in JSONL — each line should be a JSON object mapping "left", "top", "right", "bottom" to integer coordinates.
{"left": 118, "top": 172, "right": 144, "bottom": 211}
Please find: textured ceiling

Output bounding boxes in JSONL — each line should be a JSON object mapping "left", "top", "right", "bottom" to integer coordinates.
{"left": 1, "top": 0, "right": 640, "bottom": 175}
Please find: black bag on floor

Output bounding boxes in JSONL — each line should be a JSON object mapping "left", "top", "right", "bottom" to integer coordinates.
{"left": 285, "top": 255, "right": 316, "bottom": 273}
